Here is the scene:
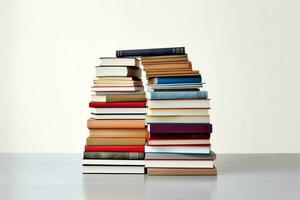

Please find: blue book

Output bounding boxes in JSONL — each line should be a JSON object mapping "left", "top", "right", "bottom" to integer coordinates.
{"left": 116, "top": 47, "right": 185, "bottom": 57}
{"left": 151, "top": 75, "right": 202, "bottom": 84}
{"left": 148, "top": 91, "right": 208, "bottom": 100}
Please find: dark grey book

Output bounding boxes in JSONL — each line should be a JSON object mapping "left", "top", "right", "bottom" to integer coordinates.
{"left": 84, "top": 152, "right": 145, "bottom": 160}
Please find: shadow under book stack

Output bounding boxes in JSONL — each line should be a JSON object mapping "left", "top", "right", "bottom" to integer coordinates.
{"left": 82, "top": 57, "right": 147, "bottom": 174}
{"left": 116, "top": 47, "right": 217, "bottom": 175}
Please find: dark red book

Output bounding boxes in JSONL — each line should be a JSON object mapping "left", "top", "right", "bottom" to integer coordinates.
{"left": 149, "top": 133, "right": 210, "bottom": 140}
{"left": 89, "top": 101, "right": 146, "bottom": 108}
{"left": 149, "top": 123, "right": 212, "bottom": 134}
{"left": 85, "top": 145, "right": 144, "bottom": 152}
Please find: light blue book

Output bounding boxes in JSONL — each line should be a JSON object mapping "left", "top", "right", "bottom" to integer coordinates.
{"left": 148, "top": 91, "right": 208, "bottom": 99}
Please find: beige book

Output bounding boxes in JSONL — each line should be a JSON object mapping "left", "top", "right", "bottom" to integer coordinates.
{"left": 86, "top": 137, "right": 146, "bottom": 145}
{"left": 91, "top": 94, "right": 146, "bottom": 102}
{"left": 89, "top": 129, "right": 147, "bottom": 138}
{"left": 147, "top": 168, "right": 217, "bottom": 176}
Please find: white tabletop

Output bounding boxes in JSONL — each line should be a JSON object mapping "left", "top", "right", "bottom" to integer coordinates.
{"left": 0, "top": 154, "right": 299, "bottom": 200}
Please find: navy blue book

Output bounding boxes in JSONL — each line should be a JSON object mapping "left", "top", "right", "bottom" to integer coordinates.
{"left": 149, "top": 75, "right": 202, "bottom": 84}
{"left": 116, "top": 47, "right": 185, "bottom": 57}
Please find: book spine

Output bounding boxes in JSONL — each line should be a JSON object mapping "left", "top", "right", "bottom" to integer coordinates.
{"left": 85, "top": 145, "right": 145, "bottom": 152}
{"left": 89, "top": 101, "right": 146, "bottom": 108}
{"left": 84, "top": 152, "right": 145, "bottom": 159}
{"left": 149, "top": 91, "right": 208, "bottom": 100}
{"left": 155, "top": 75, "right": 202, "bottom": 84}
{"left": 149, "top": 123, "right": 213, "bottom": 134}
{"left": 116, "top": 47, "right": 185, "bottom": 57}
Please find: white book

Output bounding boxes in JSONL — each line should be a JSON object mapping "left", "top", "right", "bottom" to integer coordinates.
{"left": 148, "top": 99, "right": 210, "bottom": 108}
{"left": 96, "top": 67, "right": 141, "bottom": 78}
{"left": 91, "top": 114, "right": 145, "bottom": 120}
{"left": 82, "top": 165, "right": 144, "bottom": 174}
{"left": 145, "top": 145, "right": 210, "bottom": 154}
{"left": 145, "top": 160, "right": 214, "bottom": 168}
{"left": 91, "top": 108, "right": 146, "bottom": 114}
{"left": 100, "top": 57, "right": 139, "bottom": 67}
{"left": 92, "top": 86, "right": 144, "bottom": 92}
{"left": 83, "top": 159, "right": 144, "bottom": 166}
{"left": 146, "top": 115, "right": 210, "bottom": 123}
{"left": 146, "top": 108, "right": 209, "bottom": 116}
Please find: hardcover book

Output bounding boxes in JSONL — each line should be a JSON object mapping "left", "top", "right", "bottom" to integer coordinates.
{"left": 116, "top": 47, "right": 185, "bottom": 57}
{"left": 85, "top": 145, "right": 145, "bottom": 152}
{"left": 148, "top": 123, "right": 213, "bottom": 134}
{"left": 84, "top": 152, "right": 145, "bottom": 160}
{"left": 87, "top": 119, "right": 145, "bottom": 129}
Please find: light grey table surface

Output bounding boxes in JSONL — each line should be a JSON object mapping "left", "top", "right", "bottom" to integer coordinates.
{"left": 0, "top": 154, "right": 299, "bottom": 200}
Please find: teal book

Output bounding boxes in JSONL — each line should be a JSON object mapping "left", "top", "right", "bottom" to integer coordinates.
{"left": 148, "top": 91, "right": 208, "bottom": 100}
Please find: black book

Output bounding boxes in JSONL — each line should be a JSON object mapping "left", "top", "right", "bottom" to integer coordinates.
{"left": 116, "top": 47, "right": 185, "bottom": 57}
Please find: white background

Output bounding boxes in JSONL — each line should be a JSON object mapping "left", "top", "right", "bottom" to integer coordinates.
{"left": 1, "top": 0, "right": 299, "bottom": 153}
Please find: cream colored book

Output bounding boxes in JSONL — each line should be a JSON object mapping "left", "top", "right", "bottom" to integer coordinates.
{"left": 146, "top": 108, "right": 209, "bottom": 116}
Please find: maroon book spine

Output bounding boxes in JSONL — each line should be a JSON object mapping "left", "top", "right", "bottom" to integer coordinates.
{"left": 149, "top": 123, "right": 212, "bottom": 134}
{"left": 89, "top": 101, "right": 146, "bottom": 108}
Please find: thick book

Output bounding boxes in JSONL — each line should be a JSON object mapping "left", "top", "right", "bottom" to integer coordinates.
{"left": 96, "top": 66, "right": 141, "bottom": 78}
{"left": 147, "top": 139, "right": 210, "bottom": 146}
{"left": 93, "top": 83, "right": 143, "bottom": 87}
{"left": 99, "top": 57, "right": 139, "bottom": 67}
{"left": 91, "top": 107, "right": 146, "bottom": 114}
{"left": 83, "top": 166, "right": 144, "bottom": 174}
{"left": 145, "top": 151, "right": 216, "bottom": 160}
{"left": 91, "top": 94, "right": 146, "bottom": 102}
{"left": 147, "top": 168, "right": 217, "bottom": 176}
{"left": 148, "top": 99, "right": 210, "bottom": 108}
{"left": 148, "top": 76, "right": 202, "bottom": 84}
{"left": 83, "top": 159, "right": 144, "bottom": 166}
{"left": 116, "top": 47, "right": 185, "bottom": 57}
{"left": 146, "top": 115, "right": 210, "bottom": 123}
{"left": 148, "top": 123, "right": 212, "bottom": 134}
{"left": 89, "top": 101, "right": 146, "bottom": 108}
{"left": 86, "top": 137, "right": 146, "bottom": 145}
{"left": 85, "top": 145, "right": 144, "bottom": 152}
{"left": 147, "top": 91, "right": 208, "bottom": 100}
{"left": 91, "top": 86, "right": 144, "bottom": 92}
{"left": 145, "top": 160, "right": 214, "bottom": 168}
{"left": 146, "top": 108, "right": 209, "bottom": 116}
{"left": 91, "top": 114, "right": 145, "bottom": 120}
{"left": 84, "top": 152, "right": 145, "bottom": 159}
{"left": 89, "top": 129, "right": 147, "bottom": 138}
{"left": 145, "top": 145, "right": 210, "bottom": 154}
{"left": 87, "top": 119, "right": 145, "bottom": 129}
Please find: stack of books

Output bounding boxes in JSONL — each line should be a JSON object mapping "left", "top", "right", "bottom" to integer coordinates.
{"left": 82, "top": 57, "right": 147, "bottom": 174}
{"left": 116, "top": 47, "right": 217, "bottom": 175}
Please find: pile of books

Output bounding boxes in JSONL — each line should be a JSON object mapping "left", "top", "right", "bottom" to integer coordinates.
{"left": 116, "top": 47, "right": 217, "bottom": 175}
{"left": 82, "top": 57, "right": 147, "bottom": 174}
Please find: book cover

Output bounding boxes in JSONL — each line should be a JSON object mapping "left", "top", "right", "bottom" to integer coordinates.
{"left": 116, "top": 47, "right": 185, "bottom": 57}
{"left": 150, "top": 75, "right": 202, "bottom": 84}
{"left": 86, "top": 137, "right": 146, "bottom": 145}
{"left": 148, "top": 91, "right": 208, "bottom": 100}
{"left": 147, "top": 168, "right": 217, "bottom": 176}
{"left": 89, "top": 128, "right": 147, "bottom": 138}
{"left": 85, "top": 145, "right": 145, "bottom": 152}
{"left": 84, "top": 152, "right": 145, "bottom": 160}
{"left": 87, "top": 119, "right": 145, "bottom": 129}
{"left": 89, "top": 101, "right": 146, "bottom": 108}
{"left": 145, "top": 151, "right": 216, "bottom": 160}
{"left": 148, "top": 123, "right": 213, "bottom": 134}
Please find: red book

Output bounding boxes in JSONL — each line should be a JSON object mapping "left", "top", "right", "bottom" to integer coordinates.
{"left": 85, "top": 145, "right": 144, "bottom": 152}
{"left": 89, "top": 101, "right": 146, "bottom": 108}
